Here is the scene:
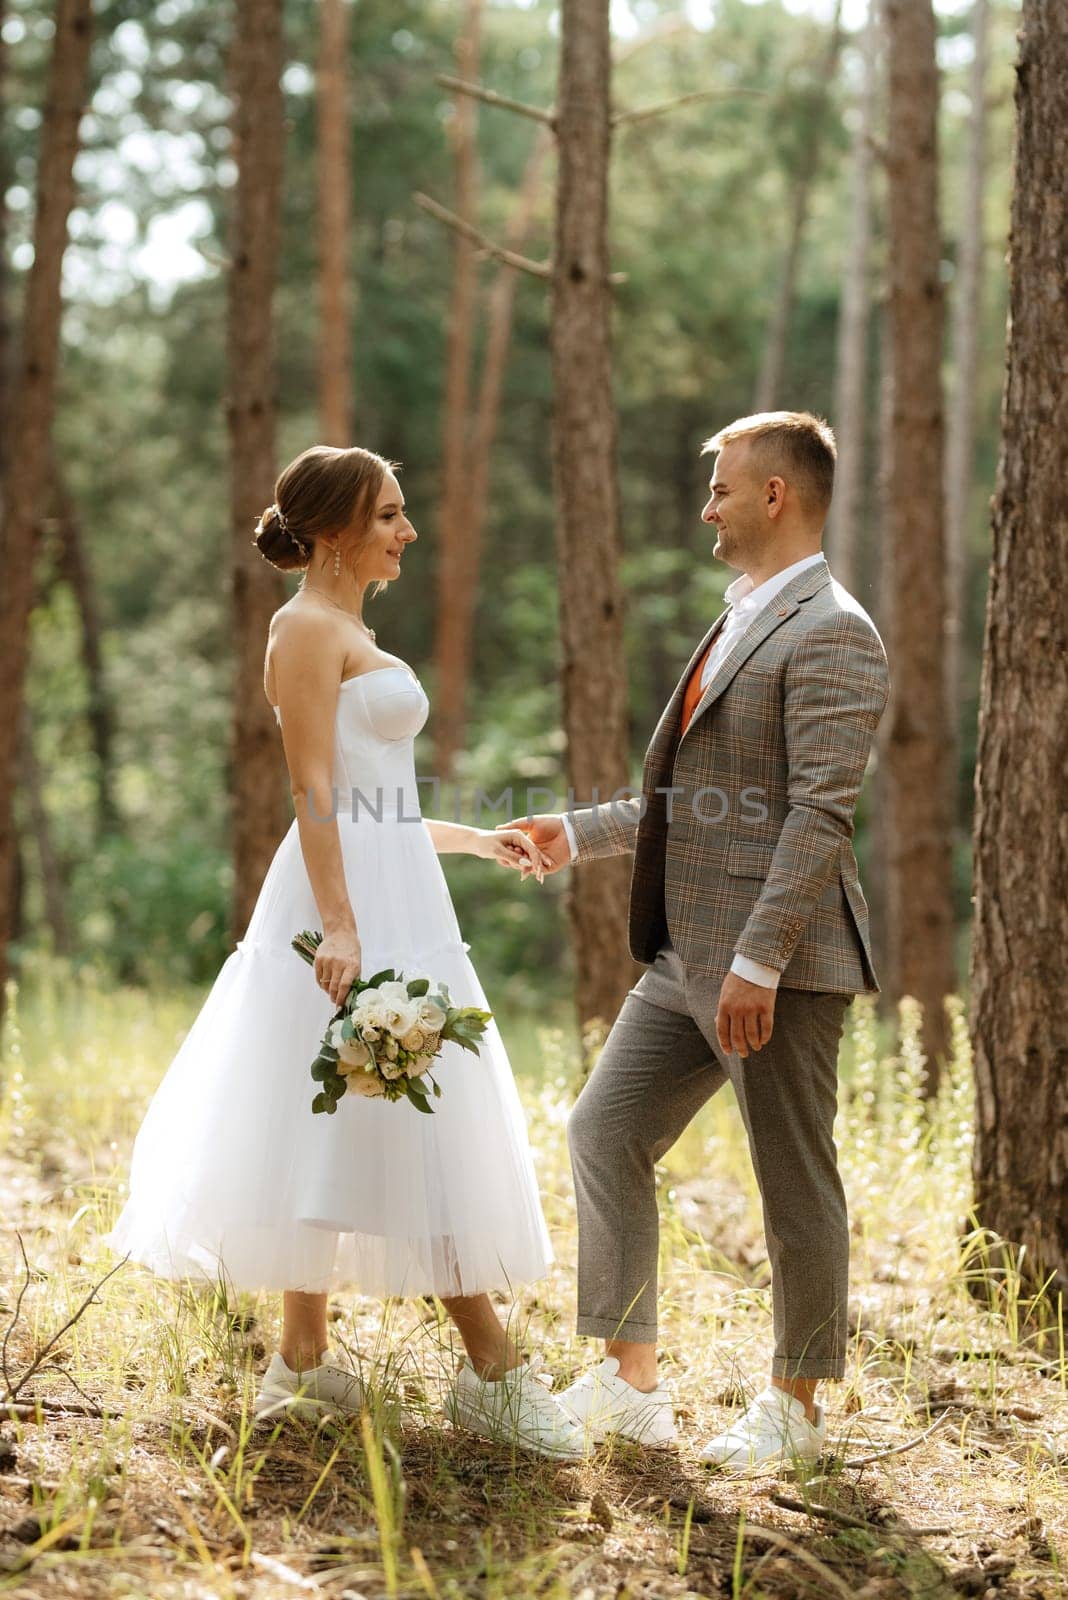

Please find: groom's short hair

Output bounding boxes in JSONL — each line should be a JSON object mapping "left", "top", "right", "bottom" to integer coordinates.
{"left": 702, "top": 411, "right": 837, "bottom": 517}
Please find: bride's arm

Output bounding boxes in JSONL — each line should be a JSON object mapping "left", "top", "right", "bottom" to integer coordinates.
{"left": 424, "top": 817, "right": 551, "bottom": 878}
{"left": 272, "top": 615, "right": 362, "bottom": 1004}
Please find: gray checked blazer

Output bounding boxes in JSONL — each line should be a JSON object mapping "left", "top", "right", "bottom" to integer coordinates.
{"left": 569, "top": 557, "right": 891, "bottom": 995}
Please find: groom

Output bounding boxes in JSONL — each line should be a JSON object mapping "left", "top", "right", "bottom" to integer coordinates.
{"left": 507, "top": 411, "right": 891, "bottom": 1467}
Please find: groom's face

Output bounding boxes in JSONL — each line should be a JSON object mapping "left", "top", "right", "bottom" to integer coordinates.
{"left": 701, "top": 442, "right": 765, "bottom": 569}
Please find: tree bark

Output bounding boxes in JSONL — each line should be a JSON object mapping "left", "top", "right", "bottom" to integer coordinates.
{"left": 226, "top": 0, "right": 288, "bottom": 946}
{"left": 552, "top": 0, "right": 636, "bottom": 1032}
{"left": 51, "top": 469, "right": 118, "bottom": 834}
{"left": 828, "top": 3, "right": 878, "bottom": 594}
{"left": 970, "top": 0, "right": 1068, "bottom": 1296}
{"left": 0, "top": 0, "right": 92, "bottom": 1033}
{"left": 753, "top": 1, "right": 843, "bottom": 414}
{"left": 316, "top": 0, "right": 354, "bottom": 445}
{"left": 18, "top": 705, "right": 70, "bottom": 956}
{"left": 0, "top": 0, "right": 12, "bottom": 496}
{"left": 944, "top": 0, "right": 988, "bottom": 802}
{"left": 429, "top": 17, "right": 686, "bottom": 781}
{"left": 880, "top": 0, "right": 955, "bottom": 1082}
{"left": 432, "top": 0, "right": 483, "bottom": 778}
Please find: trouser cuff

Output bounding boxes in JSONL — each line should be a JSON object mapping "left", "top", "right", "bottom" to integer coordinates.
{"left": 771, "top": 1355, "right": 845, "bottom": 1380}
{"left": 576, "top": 1314, "right": 658, "bottom": 1342}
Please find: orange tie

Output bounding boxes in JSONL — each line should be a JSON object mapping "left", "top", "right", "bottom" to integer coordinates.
{"left": 679, "top": 640, "right": 716, "bottom": 738}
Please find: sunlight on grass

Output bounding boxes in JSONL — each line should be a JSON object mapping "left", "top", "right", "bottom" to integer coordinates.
{"left": 1, "top": 961, "right": 1065, "bottom": 1597}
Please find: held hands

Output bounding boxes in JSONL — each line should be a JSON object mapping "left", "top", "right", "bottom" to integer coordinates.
{"left": 475, "top": 826, "right": 554, "bottom": 883}
{"left": 715, "top": 971, "right": 776, "bottom": 1059}
{"left": 495, "top": 815, "right": 572, "bottom": 880}
{"left": 314, "top": 928, "right": 363, "bottom": 1007}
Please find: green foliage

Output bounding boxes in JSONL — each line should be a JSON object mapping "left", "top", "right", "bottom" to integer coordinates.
{"left": 3, "top": 0, "right": 1018, "bottom": 1000}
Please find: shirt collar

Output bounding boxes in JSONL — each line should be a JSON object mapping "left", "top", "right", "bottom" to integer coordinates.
{"left": 724, "top": 552, "right": 826, "bottom": 617}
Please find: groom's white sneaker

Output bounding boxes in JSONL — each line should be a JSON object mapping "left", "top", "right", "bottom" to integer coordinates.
{"left": 698, "top": 1385, "right": 825, "bottom": 1471}
{"left": 558, "top": 1357, "right": 677, "bottom": 1448}
{"left": 445, "top": 1359, "right": 587, "bottom": 1460}
{"left": 252, "top": 1348, "right": 366, "bottom": 1423}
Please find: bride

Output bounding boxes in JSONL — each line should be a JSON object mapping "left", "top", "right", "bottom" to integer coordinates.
{"left": 105, "top": 443, "right": 584, "bottom": 1459}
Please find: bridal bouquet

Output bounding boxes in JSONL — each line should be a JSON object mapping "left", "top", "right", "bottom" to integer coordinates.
{"left": 292, "top": 930, "right": 492, "bottom": 1116}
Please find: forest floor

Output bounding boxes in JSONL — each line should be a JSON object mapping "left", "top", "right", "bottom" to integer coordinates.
{"left": 0, "top": 970, "right": 1065, "bottom": 1600}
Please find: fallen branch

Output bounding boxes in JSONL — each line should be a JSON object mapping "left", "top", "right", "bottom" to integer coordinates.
{"left": 413, "top": 193, "right": 551, "bottom": 279}
{"left": 613, "top": 86, "right": 765, "bottom": 127}
{"left": 806, "top": 1410, "right": 953, "bottom": 1483}
{"left": 838, "top": 1409, "right": 952, "bottom": 1469}
{"left": 435, "top": 73, "right": 554, "bottom": 127}
{"left": 1, "top": 1232, "right": 128, "bottom": 1407}
{"left": 2, "top": 1396, "right": 123, "bottom": 1421}
{"left": 769, "top": 1492, "right": 951, "bottom": 1539}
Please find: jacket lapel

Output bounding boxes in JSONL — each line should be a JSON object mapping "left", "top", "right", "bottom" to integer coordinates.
{"left": 678, "top": 559, "right": 832, "bottom": 746}
{"left": 643, "top": 610, "right": 730, "bottom": 779}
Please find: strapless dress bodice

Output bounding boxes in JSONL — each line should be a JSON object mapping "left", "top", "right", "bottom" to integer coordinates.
{"left": 274, "top": 665, "right": 429, "bottom": 818}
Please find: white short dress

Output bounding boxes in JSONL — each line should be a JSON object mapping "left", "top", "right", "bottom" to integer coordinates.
{"left": 104, "top": 665, "right": 553, "bottom": 1298}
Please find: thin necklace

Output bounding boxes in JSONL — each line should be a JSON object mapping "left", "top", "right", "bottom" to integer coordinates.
{"left": 300, "top": 585, "right": 375, "bottom": 640}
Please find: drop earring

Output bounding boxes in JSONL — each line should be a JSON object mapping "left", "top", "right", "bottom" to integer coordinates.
{"left": 333, "top": 542, "right": 341, "bottom": 578}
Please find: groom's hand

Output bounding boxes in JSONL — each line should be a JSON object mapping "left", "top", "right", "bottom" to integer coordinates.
{"left": 497, "top": 814, "right": 571, "bottom": 877}
{"left": 716, "top": 972, "right": 776, "bottom": 1059}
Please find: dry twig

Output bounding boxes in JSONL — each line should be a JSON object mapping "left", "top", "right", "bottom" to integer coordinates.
{"left": 1, "top": 1232, "right": 128, "bottom": 1407}
{"left": 769, "top": 1491, "right": 951, "bottom": 1539}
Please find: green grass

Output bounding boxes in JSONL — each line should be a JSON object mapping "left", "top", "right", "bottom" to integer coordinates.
{"left": 0, "top": 962, "right": 1065, "bottom": 1598}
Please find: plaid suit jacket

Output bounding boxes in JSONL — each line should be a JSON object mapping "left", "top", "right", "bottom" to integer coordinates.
{"left": 569, "top": 557, "right": 891, "bottom": 995}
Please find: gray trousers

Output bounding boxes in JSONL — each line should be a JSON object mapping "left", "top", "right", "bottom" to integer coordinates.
{"left": 567, "top": 943, "right": 852, "bottom": 1380}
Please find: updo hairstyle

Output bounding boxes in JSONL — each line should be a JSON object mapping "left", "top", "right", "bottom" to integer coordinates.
{"left": 252, "top": 445, "right": 396, "bottom": 574}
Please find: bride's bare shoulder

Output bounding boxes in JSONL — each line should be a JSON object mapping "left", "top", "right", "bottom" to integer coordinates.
{"left": 269, "top": 596, "right": 339, "bottom": 645}
{"left": 264, "top": 599, "right": 344, "bottom": 704}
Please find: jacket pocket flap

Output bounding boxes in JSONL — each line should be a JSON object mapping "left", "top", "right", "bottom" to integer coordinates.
{"left": 725, "top": 840, "right": 776, "bottom": 878}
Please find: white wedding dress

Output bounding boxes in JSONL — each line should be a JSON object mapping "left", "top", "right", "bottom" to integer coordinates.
{"left": 104, "top": 665, "right": 553, "bottom": 1298}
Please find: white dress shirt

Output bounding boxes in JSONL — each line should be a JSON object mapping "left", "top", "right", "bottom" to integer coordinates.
{"left": 561, "top": 554, "right": 827, "bottom": 990}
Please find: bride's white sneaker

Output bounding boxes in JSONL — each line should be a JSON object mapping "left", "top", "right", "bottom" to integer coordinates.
{"left": 253, "top": 1348, "right": 367, "bottom": 1423}
{"left": 558, "top": 1357, "right": 677, "bottom": 1448}
{"left": 445, "top": 1359, "right": 587, "bottom": 1460}
{"left": 698, "top": 1385, "right": 825, "bottom": 1471}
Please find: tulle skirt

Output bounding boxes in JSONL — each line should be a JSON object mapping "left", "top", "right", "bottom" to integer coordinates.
{"left": 103, "top": 810, "right": 554, "bottom": 1298}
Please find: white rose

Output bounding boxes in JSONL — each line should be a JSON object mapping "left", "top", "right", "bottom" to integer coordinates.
{"left": 336, "top": 1039, "right": 371, "bottom": 1072}
{"left": 385, "top": 999, "right": 421, "bottom": 1036}
{"left": 378, "top": 981, "right": 411, "bottom": 1006}
{"left": 399, "top": 1026, "right": 426, "bottom": 1052}
{"left": 380, "top": 1058, "right": 405, "bottom": 1080}
{"left": 416, "top": 998, "right": 447, "bottom": 1032}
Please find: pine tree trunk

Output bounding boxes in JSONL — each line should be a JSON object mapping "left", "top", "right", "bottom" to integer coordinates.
{"left": 828, "top": 3, "right": 878, "bottom": 593}
{"left": 317, "top": 0, "right": 353, "bottom": 445}
{"left": 0, "top": 0, "right": 92, "bottom": 1033}
{"left": 552, "top": 0, "right": 636, "bottom": 1032}
{"left": 944, "top": 0, "right": 988, "bottom": 802}
{"left": 867, "top": 303, "right": 894, "bottom": 990}
{"left": 19, "top": 705, "right": 70, "bottom": 955}
{"left": 971, "top": 0, "right": 1068, "bottom": 1296}
{"left": 51, "top": 469, "right": 118, "bottom": 834}
{"left": 226, "top": 0, "right": 288, "bottom": 947}
{"left": 753, "top": 1, "right": 843, "bottom": 413}
{"left": 0, "top": 0, "right": 12, "bottom": 496}
{"left": 432, "top": 0, "right": 483, "bottom": 779}
{"left": 881, "top": 0, "right": 955, "bottom": 1082}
